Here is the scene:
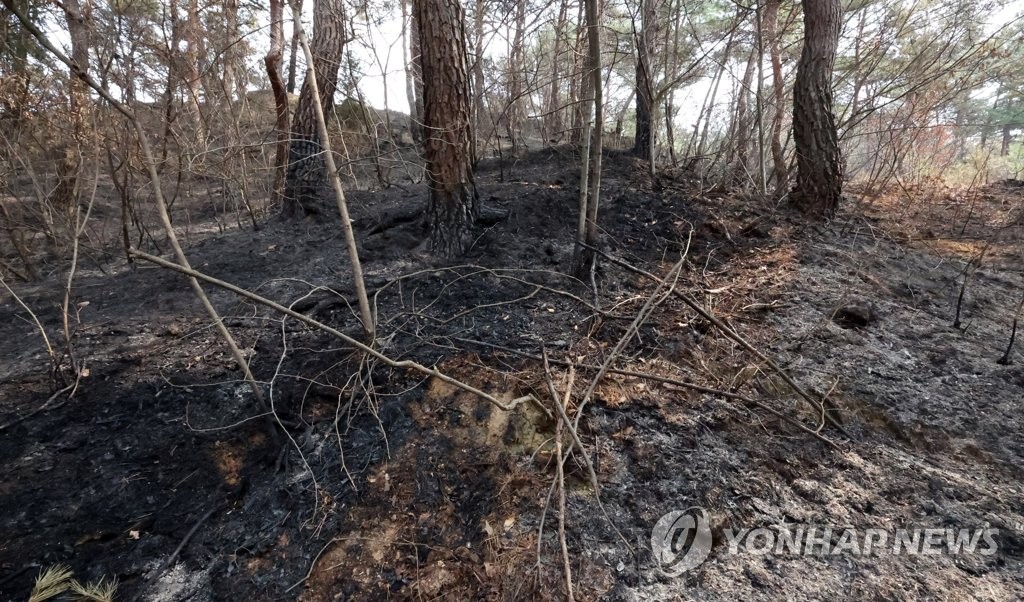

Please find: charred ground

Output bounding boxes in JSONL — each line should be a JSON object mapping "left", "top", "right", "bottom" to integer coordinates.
{"left": 1, "top": 149, "right": 1023, "bottom": 600}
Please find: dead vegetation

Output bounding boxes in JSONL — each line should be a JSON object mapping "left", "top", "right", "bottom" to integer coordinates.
{"left": 2, "top": 149, "right": 1023, "bottom": 600}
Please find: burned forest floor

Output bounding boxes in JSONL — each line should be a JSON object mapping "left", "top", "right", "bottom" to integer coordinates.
{"left": 2, "top": 149, "right": 1024, "bottom": 601}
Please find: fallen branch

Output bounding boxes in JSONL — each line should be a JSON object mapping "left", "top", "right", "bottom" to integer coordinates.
{"left": 459, "top": 338, "right": 841, "bottom": 449}
{"left": 128, "top": 249, "right": 533, "bottom": 413}
{"left": 585, "top": 243, "right": 852, "bottom": 438}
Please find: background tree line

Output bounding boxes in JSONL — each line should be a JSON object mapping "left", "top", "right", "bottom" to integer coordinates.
{"left": 0, "top": 0, "right": 1021, "bottom": 278}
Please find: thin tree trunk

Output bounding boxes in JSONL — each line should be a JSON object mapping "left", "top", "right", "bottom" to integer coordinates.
{"left": 291, "top": 5, "right": 375, "bottom": 339}
{"left": 265, "top": 0, "right": 289, "bottom": 204}
{"left": 223, "top": 0, "right": 239, "bottom": 101}
{"left": 754, "top": 1, "right": 766, "bottom": 193}
{"left": 585, "top": 0, "right": 603, "bottom": 249}
{"left": 409, "top": 1, "right": 425, "bottom": 142}
{"left": 573, "top": 0, "right": 603, "bottom": 277}
{"left": 732, "top": 41, "right": 757, "bottom": 183}
{"left": 764, "top": 0, "right": 787, "bottom": 197}
{"left": 283, "top": 0, "right": 347, "bottom": 218}
{"left": 508, "top": 0, "right": 526, "bottom": 151}
{"left": 569, "top": 0, "right": 587, "bottom": 145}
{"left": 472, "top": 0, "right": 488, "bottom": 149}
{"left": 693, "top": 17, "right": 737, "bottom": 166}
{"left": 286, "top": 0, "right": 302, "bottom": 94}
{"left": 664, "top": 94, "right": 676, "bottom": 165}
{"left": 791, "top": 0, "right": 843, "bottom": 217}
{"left": 545, "top": 0, "right": 569, "bottom": 142}
{"left": 401, "top": 0, "right": 420, "bottom": 143}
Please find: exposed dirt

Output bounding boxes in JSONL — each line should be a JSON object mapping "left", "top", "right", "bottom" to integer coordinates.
{"left": 2, "top": 149, "right": 1023, "bottom": 601}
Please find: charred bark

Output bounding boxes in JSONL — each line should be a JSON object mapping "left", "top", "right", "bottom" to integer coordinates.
{"left": 632, "top": 0, "right": 655, "bottom": 161}
{"left": 791, "top": 0, "right": 843, "bottom": 217}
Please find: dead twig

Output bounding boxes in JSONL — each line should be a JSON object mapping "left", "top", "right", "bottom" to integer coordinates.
{"left": 0, "top": 274, "right": 57, "bottom": 374}
{"left": 284, "top": 537, "right": 341, "bottom": 594}
{"left": 571, "top": 238, "right": 691, "bottom": 440}
{"left": 553, "top": 364, "right": 575, "bottom": 602}
{"left": 542, "top": 349, "right": 598, "bottom": 495}
{"left": 585, "top": 243, "right": 853, "bottom": 439}
{"left": 128, "top": 249, "right": 535, "bottom": 414}
{"left": 0, "top": 381, "right": 77, "bottom": 432}
{"left": 130, "top": 503, "right": 223, "bottom": 602}
{"left": 998, "top": 288, "right": 1024, "bottom": 365}
{"left": 456, "top": 338, "right": 842, "bottom": 450}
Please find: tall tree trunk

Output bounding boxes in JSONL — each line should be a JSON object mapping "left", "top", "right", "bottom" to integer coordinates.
{"left": 52, "top": 0, "right": 92, "bottom": 220}
{"left": 569, "top": 0, "right": 587, "bottom": 145}
{"left": 544, "top": 0, "right": 569, "bottom": 142}
{"left": 265, "top": 0, "right": 289, "bottom": 204}
{"left": 286, "top": 0, "right": 302, "bottom": 94}
{"left": 1001, "top": 122, "right": 1013, "bottom": 157}
{"left": 223, "top": 0, "right": 239, "bottom": 101}
{"left": 791, "top": 0, "right": 843, "bottom": 217}
{"left": 401, "top": 0, "right": 420, "bottom": 143}
{"left": 754, "top": 1, "right": 766, "bottom": 193}
{"left": 182, "top": 0, "right": 206, "bottom": 144}
{"left": 414, "top": 0, "right": 478, "bottom": 257}
{"left": 472, "top": 0, "right": 488, "bottom": 146}
{"left": 632, "top": 0, "right": 655, "bottom": 161}
{"left": 283, "top": 0, "right": 346, "bottom": 218}
{"left": 508, "top": 0, "right": 526, "bottom": 151}
{"left": 409, "top": 0, "right": 425, "bottom": 142}
{"left": 732, "top": 42, "right": 757, "bottom": 183}
{"left": 585, "top": 0, "right": 604, "bottom": 249}
{"left": 764, "top": 0, "right": 788, "bottom": 197}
